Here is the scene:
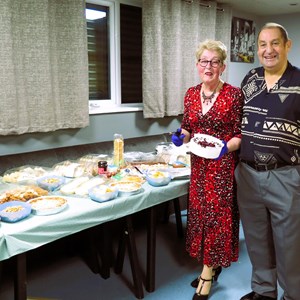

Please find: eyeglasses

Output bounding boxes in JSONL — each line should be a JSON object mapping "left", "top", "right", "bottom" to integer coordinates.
{"left": 198, "top": 59, "right": 221, "bottom": 68}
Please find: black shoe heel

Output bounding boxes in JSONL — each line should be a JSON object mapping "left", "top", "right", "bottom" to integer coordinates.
{"left": 212, "top": 266, "right": 222, "bottom": 282}
{"left": 192, "top": 277, "right": 213, "bottom": 300}
{"left": 191, "top": 267, "right": 222, "bottom": 288}
{"left": 191, "top": 276, "right": 200, "bottom": 288}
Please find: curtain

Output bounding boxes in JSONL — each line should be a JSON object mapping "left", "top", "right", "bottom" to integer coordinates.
{"left": 142, "top": 0, "right": 232, "bottom": 118}
{"left": 0, "top": 0, "right": 89, "bottom": 135}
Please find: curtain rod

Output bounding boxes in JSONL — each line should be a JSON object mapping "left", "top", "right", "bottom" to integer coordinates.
{"left": 182, "top": 0, "right": 225, "bottom": 11}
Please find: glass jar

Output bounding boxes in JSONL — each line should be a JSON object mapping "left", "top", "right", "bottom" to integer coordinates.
{"left": 98, "top": 160, "right": 108, "bottom": 175}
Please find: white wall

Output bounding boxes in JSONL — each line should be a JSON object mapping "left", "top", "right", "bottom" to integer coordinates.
{"left": 261, "top": 13, "right": 300, "bottom": 67}
{"left": 228, "top": 11, "right": 300, "bottom": 87}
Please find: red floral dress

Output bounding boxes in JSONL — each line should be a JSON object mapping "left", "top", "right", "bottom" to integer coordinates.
{"left": 182, "top": 82, "right": 243, "bottom": 267}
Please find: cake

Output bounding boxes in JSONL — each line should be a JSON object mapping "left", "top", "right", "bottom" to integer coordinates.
{"left": 189, "top": 134, "right": 223, "bottom": 159}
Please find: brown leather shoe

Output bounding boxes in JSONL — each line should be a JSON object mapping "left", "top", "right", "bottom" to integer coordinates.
{"left": 240, "top": 291, "right": 276, "bottom": 300}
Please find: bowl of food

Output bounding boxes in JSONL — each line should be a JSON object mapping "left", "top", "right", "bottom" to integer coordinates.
{"left": 109, "top": 181, "right": 142, "bottom": 196}
{"left": 189, "top": 134, "right": 223, "bottom": 159}
{"left": 146, "top": 171, "right": 171, "bottom": 187}
{"left": 0, "top": 200, "right": 32, "bottom": 223}
{"left": 36, "top": 175, "right": 66, "bottom": 191}
{"left": 88, "top": 185, "right": 119, "bottom": 202}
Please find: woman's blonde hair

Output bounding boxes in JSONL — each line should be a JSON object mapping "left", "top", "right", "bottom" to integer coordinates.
{"left": 195, "top": 39, "right": 227, "bottom": 64}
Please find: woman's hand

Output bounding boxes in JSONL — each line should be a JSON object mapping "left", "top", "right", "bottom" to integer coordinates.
{"left": 215, "top": 140, "right": 228, "bottom": 160}
{"left": 172, "top": 128, "right": 186, "bottom": 147}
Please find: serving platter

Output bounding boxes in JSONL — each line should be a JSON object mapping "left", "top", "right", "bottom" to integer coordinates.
{"left": 189, "top": 134, "right": 223, "bottom": 159}
{"left": 28, "top": 196, "right": 68, "bottom": 216}
{"left": 110, "top": 181, "right": 142, "bottom": 196}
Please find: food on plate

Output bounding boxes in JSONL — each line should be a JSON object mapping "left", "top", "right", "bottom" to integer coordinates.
{"left": 193, "top": 136, "right": 221, "bottom": 148}
{"left": 0, "top": 185, "right": 49, "bottom": 204}
{"left": 133, "top": 163, "right": 168, "bottom": 174}
{"left": 149, "top": 171, "right": 164, "bottom": 178}
{"left": 119, "top": 175, "right": 145, "bottom": 184}
{"left": 2, "top": 205, "right": 24, "bottom": 213}
{"left": 74, "top": 177, "right": 106, "bottom": 196}
{"left": 59, "top": 176, "right": 90, "bottom": 195}
{"left": 189, "top": 134, "right": 223, "bottom": 159}
{"left": 36, "top": 175, "right": 66, "bottom": 191}
{"left": 53, "top": 161, "right": 86, "bottom": 178}
{"left": 146, "top": 171, "right": 171, "bottom": 187}
{"left": 88, "top": 184, "right": 118, "bottom": 202}
{"left": 28, "top": 196, "right": 67, "bottom": 215}
{"left": 172, "top": 161, "right": 187, "bottom": 168}
{"left": 0, "top": 200, "right": 32, "bottom": 223}
{"left": 3, "top": 166, "right": 48, "bottom": 183}
{"left": 110, "top": 181, "right": 142, "bottom": 194}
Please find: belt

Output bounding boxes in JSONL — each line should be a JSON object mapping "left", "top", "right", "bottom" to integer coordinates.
{"left": 240, "top": 159, "right": 288, "bottom": 171}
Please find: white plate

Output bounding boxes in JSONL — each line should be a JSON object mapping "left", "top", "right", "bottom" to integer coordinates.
{"left": 110, "top": 181, "right": 142, "bottom": 196}
{"left": 28, "top": 196, "right": 68, "bottom": 216}
{"left": 189, "top": 134, "right": 223, "bottom": 159}
{"left": 167, "top": 167, "right": 191, "bottom": 179}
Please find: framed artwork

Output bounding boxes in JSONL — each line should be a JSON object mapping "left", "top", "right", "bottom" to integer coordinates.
{"left": 230, "top": 17, "right": 255, "bottom": 63}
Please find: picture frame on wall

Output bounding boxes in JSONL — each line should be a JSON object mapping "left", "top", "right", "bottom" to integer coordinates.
{"left": 230, "top": 17, "right": 255, "bottom": 63}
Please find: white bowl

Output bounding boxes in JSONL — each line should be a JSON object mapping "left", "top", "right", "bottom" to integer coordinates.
{"left": 146, "top": 171, "right": 171, "bottom": 187}
{"left": 36, "top": 175, "right": 66, "bottom": 191}
{"left": 88, "top": 185, "right": 118, "bottom": 202}
{"left": 189, "top": 134, "right": 223, "bottom": 159}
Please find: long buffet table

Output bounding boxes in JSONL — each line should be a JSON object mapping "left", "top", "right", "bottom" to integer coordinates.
{"left": 0, "top": 178, "right": 190, "bottom": 299}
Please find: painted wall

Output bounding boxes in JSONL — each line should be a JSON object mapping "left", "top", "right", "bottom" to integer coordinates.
{"left": 1, "top": 11, "right": 299, "bottom": 157}
{"left": 228, "top": 11, "right": 300, "bottom": 87}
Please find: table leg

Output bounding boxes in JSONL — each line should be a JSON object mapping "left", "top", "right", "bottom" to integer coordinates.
{"left": 97, "top": 223, "right": 113, "bottom": 279}
{"left": 162, "top": 198, "right": 184, "bottom": 238}
{"left": 146, "top": 206, "right": 156, "bottom": 293}
{"left": 114, "top": 227, "right": 126, "bottom": 274}
{"left": 173, "top": 198, "right": 184, "bottom": 238}
{"left": 14, "top": 253, "right": 27, "bottom": 300}
{"left": 125, "top": 215, "right": 144, "bottom": 299}
{"left": 0, "top": 261, "right": 2, "bottom": 293}
{"left": 115, "top": 215, "right": 144, "bottom": 299}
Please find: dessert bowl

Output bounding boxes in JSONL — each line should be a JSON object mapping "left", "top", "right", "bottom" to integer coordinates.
{"left": 88, "top": 185, "right": 119, "bottom": 202}
{"left": 146, "top": 171, "right": 171, "bottom": 187}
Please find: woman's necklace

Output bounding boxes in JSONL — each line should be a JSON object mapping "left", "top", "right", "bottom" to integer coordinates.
{"left": 201, "top": 81, "right": 220, "bottom": 105}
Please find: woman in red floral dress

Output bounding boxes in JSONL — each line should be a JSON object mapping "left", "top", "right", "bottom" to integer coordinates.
{"left": 172, "top": 40, "right": 243, "bottom": 300}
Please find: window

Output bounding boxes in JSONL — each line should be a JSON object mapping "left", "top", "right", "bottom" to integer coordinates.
{"left": 86, "top": 0, "right": 143, "bottom": 114}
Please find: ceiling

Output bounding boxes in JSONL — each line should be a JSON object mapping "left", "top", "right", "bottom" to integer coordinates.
{"left": 217, "top": 0, "right": 300, "bottom": 16}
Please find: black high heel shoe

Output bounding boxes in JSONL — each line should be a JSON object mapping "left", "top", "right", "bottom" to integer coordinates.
{"left": 212, "top": 266, "right": 222, "bottom": 282}
{"left": 190, "top": 267, "right": 222, "bottom": 288}
{"left": 192, "top": 277, "right": 213, "bottom": 300}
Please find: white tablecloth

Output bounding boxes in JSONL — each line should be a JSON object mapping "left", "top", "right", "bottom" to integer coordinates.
{"left": 0, "top": 179, "right": 189, "bottom": 261}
